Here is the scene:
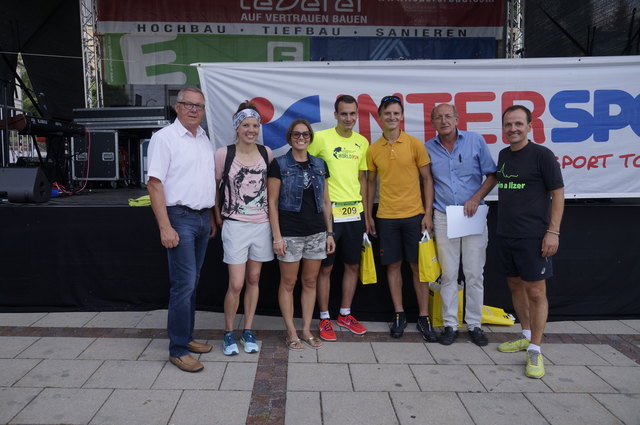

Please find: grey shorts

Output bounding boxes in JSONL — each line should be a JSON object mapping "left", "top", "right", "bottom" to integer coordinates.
{"left": 222, "top": 220, "right": 274, "bottom": 264}
{"left": 278, "top": 232, "right": 327, "bottom": 262}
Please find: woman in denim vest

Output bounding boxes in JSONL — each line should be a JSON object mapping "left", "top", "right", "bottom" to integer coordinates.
{"left": 267, "top": 119, "right": 335, "bottom": 350}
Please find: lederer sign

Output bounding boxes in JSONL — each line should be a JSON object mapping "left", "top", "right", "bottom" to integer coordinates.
{"left": 97, "top": 0, "right": 504, "bottom": 38}
{"left": 98, "top": 0, "right": 504, "bottom": 85}
{"left": 196, "top": 57, "right": 640, "bottom": 199}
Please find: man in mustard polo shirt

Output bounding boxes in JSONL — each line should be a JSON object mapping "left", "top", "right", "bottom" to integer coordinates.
{"left": 308, "top": 95, "right": 369, "bottom": 341}
{"left": 366, "top": 95, "right": 437, "bottom": 341}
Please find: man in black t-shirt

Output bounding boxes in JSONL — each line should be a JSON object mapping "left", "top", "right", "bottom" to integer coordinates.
{"left": 496, "top": 105, "right": 564, "bottom": 379}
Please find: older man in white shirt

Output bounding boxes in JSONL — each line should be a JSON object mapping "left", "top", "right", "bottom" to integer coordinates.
{"left": 147, "top": 86, "right": 217, "bottom": 373}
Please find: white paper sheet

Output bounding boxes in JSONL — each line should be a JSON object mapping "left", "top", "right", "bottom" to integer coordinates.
{"left": 446, "top": 205, "right": 489, "bottom": 238}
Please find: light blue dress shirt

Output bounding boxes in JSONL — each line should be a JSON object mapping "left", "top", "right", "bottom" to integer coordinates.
{"left": 425, "top": 130, "right": 497, "bottom": 213}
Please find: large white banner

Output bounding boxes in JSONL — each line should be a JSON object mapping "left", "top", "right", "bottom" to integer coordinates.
{"left": 196, "top": 57, "right": 640, "bottom": 199}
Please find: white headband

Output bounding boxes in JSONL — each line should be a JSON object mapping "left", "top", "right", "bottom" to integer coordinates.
{"left": 233, "top": 109, "right": 261, "bottom": 129}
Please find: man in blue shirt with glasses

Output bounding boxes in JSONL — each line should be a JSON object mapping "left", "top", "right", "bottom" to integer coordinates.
{"left": 425, "top": 103, "right": 497, "bottom": 346}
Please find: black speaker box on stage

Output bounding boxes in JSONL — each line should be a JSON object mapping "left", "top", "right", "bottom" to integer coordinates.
{"left": 0, "top": 167, "right": 51, "bottom": 203}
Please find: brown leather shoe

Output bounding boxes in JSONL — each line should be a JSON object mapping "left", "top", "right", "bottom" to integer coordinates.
{"left": 187, "top": 340, "right": 212, "bottom": 353}
{"left": 169, "top": 354, "right": 204, "bottom": 373}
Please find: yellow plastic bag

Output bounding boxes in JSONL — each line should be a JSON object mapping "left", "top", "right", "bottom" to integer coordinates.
{"left": 428, "top": 280, "right": 515, "bottom": 327}
{"left": 428, "top": 282, "right": 463, "bottom": 327}
{"left": 359, "top": 233, "right": 377, "bottom": 285}
{"left": 419, "top": 231, "right": 441, "bottom": 282}
{"left": 481, "top": 305, "right": 515, "bottom": 326}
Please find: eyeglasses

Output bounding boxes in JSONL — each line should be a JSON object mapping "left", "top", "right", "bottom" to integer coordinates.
{"left": 432, "top": 114, "right": 457, "bottom": 122}
{"left": 178, "top": 101, "right": 205, "bottom": 112}
{"left": 381, "top": 95, "right": 401, "bottom": 105}
{"left": 291, "top": 131, "right": 311, "bottom": 139}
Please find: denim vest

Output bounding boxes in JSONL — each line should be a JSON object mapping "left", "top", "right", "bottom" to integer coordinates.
{"left": 276, "top": 149, "right": 327, "bottom": 213}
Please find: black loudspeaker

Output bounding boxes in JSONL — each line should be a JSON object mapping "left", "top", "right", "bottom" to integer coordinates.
{"left": 0, "top": 167, "right": 51, "bottom": 203}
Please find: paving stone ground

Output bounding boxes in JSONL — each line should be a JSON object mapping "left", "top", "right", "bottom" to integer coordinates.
{"left": 0, "top": 311, "right": 638, "bottom": 425}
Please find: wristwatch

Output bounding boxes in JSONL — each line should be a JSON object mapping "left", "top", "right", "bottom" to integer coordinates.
{"left": 326, "top": 231, "right": 335, "bottom": 237}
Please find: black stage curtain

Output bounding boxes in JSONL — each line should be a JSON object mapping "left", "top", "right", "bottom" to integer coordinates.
{"left": 1, "top": 203, "right": 639, "bottom": 321}
{"left": 0, "top": 0, "right": 84, "bottom": 120}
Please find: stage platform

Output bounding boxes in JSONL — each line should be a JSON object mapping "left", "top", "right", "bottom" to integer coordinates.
{"left": 4, "top": 187, "right": 150, "bottom": 207}
{"left": 1, "top": 188, "right": 639, "bottom": 321}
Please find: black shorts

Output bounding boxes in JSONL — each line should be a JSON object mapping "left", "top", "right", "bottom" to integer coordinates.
{"left": 377, "top": 214, "right": 423, "bottom": 266}
{"left": 322, "top": 213, "right": 365, "bottom": 266}
{"left": 498, "top": 236, "right": 554, "bottom": 282}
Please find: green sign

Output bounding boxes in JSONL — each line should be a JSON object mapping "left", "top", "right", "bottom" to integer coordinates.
{"left": 103, "top": 34, "right": 309, "bottom": 85}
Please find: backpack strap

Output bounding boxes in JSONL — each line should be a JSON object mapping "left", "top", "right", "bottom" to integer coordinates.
{"left": 256, "top": 144, "right": 269, "bottom": 167}
{"left": 223, "top": 144, "right": 237, "bottom": 177}
{"left": 219, "top": 144, "right": 236, "bottom": 219}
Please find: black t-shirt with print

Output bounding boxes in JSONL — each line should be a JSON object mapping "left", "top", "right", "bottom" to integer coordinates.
{"left": 496, "top": 141, "right": 564, "bottom": 238}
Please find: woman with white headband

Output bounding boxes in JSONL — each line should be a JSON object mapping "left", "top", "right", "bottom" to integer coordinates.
{"left": 214, "top": 100, "right": 273, "bottom": 356}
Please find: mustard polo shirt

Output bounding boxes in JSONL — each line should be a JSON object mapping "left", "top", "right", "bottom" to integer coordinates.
{"left": 366, "top": 131, "right": 430, "bottom": 219}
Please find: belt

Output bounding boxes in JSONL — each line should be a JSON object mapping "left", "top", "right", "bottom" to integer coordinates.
{"left": 170, "top": 205, "right": 210, "bottom": 214}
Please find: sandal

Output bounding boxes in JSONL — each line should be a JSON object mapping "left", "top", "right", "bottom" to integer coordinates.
{"left": 286, "top": 338, "right": 304, "bottom": 350}
{"left": 301, "top": 336, "right": 323, "bottom": 349}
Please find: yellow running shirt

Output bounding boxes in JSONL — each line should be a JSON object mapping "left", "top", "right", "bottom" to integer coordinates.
{"left": 308, "top": 128, "right": 369, "bottom": 213}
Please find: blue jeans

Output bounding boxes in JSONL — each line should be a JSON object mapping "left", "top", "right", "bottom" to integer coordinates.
{"left": 166, "top": 206, "right": 211, "bottom": 357}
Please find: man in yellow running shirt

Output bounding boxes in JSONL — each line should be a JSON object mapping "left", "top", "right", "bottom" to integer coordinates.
{"left": 308, "top": 95, "right": 369, "bottom": 341}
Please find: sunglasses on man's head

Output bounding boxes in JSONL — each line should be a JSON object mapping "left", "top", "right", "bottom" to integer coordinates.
{"left": 380, "top": 95, "right": 401, "bottom": 105}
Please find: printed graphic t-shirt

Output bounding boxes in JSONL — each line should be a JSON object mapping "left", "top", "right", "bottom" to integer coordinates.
{"left": 496, "top": 141, "right": 564, "bottom": 238}
{"left": 215, "top": 145, "right": 272, "bottom": 223}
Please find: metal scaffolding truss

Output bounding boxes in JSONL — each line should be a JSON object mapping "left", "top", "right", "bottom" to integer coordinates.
{"left": 506, "top": 0, "right": 525, "bottom": 58}
{"left": 79, "top": 0, "right": 103, "bottom": 108}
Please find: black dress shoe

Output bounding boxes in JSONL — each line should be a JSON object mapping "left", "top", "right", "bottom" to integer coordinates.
{"left": 438, "top": 326, "right": 458, "bottom": 345}
{"left": 389, "top": 312, "right": 407, "bottom": 338}
{"left": 416, "top": 316, "right": 438, "bottom": 342}
{"left": 468, "top": 327, "right": 489, "bottom": 346}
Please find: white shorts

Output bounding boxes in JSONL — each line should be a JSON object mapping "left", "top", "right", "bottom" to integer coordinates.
{"left": 221, "top": 220, "right": 274, "bottom": 264}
